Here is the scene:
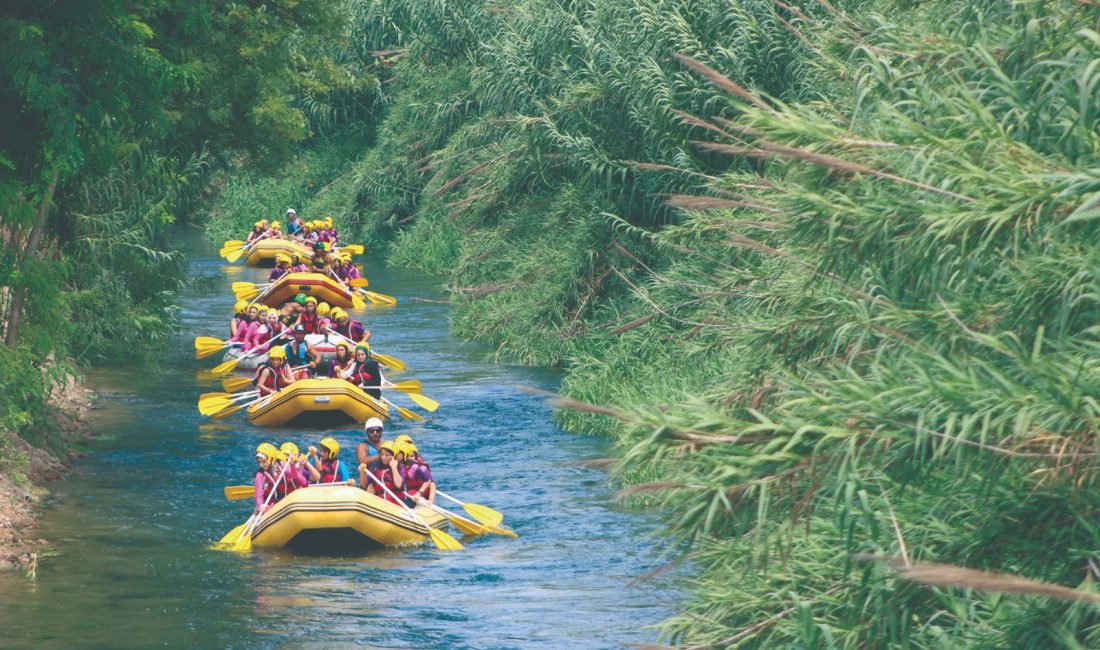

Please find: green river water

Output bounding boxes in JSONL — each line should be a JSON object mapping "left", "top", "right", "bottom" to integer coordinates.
{"left": 0, "top": 233, "right": 672, "bottom": 649}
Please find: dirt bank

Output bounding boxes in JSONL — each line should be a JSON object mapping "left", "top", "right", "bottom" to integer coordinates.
{"left": 0, "top": 375, "right": 93, "bottom": 572}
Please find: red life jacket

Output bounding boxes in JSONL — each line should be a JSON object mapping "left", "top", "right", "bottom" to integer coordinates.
{"left": 254, "top": 362, "right": 286, "bottom": 392}
{"left": 300, "top": 310, "right": 320, "bottom": 334}
{"left": 255, "top": 465, "right": 290, "bottom": 502}
{"left": 370, "top": 464, "right": 404, "bottom": 504}
{"left": 318, "top": 458, "right": 343, "bottom": 484}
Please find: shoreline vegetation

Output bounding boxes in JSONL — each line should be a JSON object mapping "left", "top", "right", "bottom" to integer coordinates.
{"left": 3, "top": 0, "right": 1098, "bottom": 647}
{"left": 207, "top": 0, "right": 1100, "bottom": 646}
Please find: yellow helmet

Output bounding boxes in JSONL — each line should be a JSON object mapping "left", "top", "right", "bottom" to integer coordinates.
{"left": 324, "top": 217, "right": 334, "bottom": 227}
{"left": 256, "top": 442, "right": 283, "bottom": 462}
{"left": 394, "top": 434, "right": 414, "bottom": 446}
{"left": 401, "top": 442, "right": 418, "bottom": 457}
{"left": 304, "top": 295, "right": 318, "bottom": 305}
{"left": 331, "top": 308, "right": 347, "bottom": 321}
{"left": 279, "top": 442, "right": 299, "bottom": 458}
{"left": 253, "top": 221, "right": 263, "bottom": 228}
{"left": 319, "top": 436, "right": 339, "bottom": 458}
{"left": 317, "top": 302, "right": 331, "bottom": 317}
{"left": 272, "top": 221, "right": 282, "bottom": 231}
{"left": 234, "top": 300, "right": 249, "bottom": 313}
{"left": 379, "top": 440, "right": 396, "bottom": 455}
{"left": 275, "top": 254, "right": 290, "bottom": 264}
{"left": 268, "top": 346, "right": 287, "bottom": 360}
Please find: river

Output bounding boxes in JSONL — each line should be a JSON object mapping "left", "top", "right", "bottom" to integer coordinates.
{"left": 0, "top": 233, "right": 672, "bottom": 649}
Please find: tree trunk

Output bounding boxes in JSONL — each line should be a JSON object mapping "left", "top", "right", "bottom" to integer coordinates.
{"left": 5, "top": 172, "right": 59, "bottom": 347}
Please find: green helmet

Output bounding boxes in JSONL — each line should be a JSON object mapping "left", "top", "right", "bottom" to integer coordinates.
{"left": 293, "top": 293, "right": 307, "bottom": 305}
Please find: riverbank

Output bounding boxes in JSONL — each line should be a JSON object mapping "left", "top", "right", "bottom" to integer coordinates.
{"left": 0, "top": 374, "right": 94, "bottom": 572}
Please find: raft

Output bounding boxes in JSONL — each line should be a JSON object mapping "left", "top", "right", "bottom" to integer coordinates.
{"left": 242, "top": 239, "right": 314, "bottom": 267}
{"left": 246, "top": 377, "right": 387, "bottom": 426}
{"left": 250, "top": 485, "right": 447, "bottom": 552}
{"left": 258, "top": 272, "right": 357, "bottom": 309}
{"left": 221, "top": 334, "right": 342, "bottom": 371}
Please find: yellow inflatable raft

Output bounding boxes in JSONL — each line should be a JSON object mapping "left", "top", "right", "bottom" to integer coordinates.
{"left": 250, "top": 485, "right": 447, "bottom": 551}
{"left": 243, "top": 239, "right": 314, "bottom": 267}
{"left": 259, "top": 272, "right": 357, "bottom": 309}
{"left": 246, "top": 378, "right": 387, "bottom": 426}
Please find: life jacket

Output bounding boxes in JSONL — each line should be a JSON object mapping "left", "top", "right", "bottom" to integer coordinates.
{"left": 335, "top": 320, "right": 364, "bottom": 341}
{"left": 253, "top": 361, "right": 286, "bottom": 392}
{"left": 404, "top": 460, "right": 429, "bottom": 495}
{"left": 269, "top": 267, "right": 287, "bottom": 282}
{"left": 318, "top": 457, "right": 343, "bottom": 484}
{"left": 286, "top": 341, "right": 310, "bottom": 367}
{"left": 369, "top": 462, "right": 403, "bottom": 504}
{"left": 255, "top": 465, "right": 290, "bottom": 502}
{"left": 230, "top": 315, "right": 244, "bottom": 337}
{"left": 299, "top": 310, "right": 320, "bottom": 334}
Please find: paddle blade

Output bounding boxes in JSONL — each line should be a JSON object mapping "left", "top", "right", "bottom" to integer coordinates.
{"left": 200, "top": 391, "right": 233, "bottom": 402}
{"left": 216, "top": 522, "right": 249, "bottom": 547}
{"left": 195, "top": 336, "right": 227, "bottom": 349}
{"left": 222, "top": 377, "right": 254, "bottom": 392}
{"left": 225, "top": 248, "right": 245, "bottom": 263}
{"left": 372, "top": 353, "right": 406, "bottom": 371}
{"left": 486, "top": 523, "right": 519, "bottom": 539}
{"left": 341, "top": 244, "right": 364, "bottom": 255}
{"left": 231, "top": 281, "right": 259, "bottom": 293}
{"left": 195, "top": 345, "right": 227, "bottom": 360}
{"left": 390, "top": 380, "right": 423, "bottom": 394}
{"left": 223, "top": 240, "right": 245, "bottom": 248}
{"left": 231, "top": 533, "right": 253, "bottom": 552}
{"left": 347, "top": 277, "right": 369, "bottom": 288}
{"left": 199, "top": 398, "right": 233, "bottom": 416}
{"left": 427, "top": 527, "right": 463, "bottom": 551}
{"left": 407, "top": 392, "right": 439, "bottom": 412}
{"left": 364, "top": 291, "right": 397, "bottom": 306}
{"left": 447, "top": 515, "right": 487, "bottom": 537}
{"left": 212, "top": 356, "right": 242, "bottom": 374}
{"left": 462, "top": 502, "right": 504, "bottom": 527}
{"left": 212, "top": 403, "right": 246, "bottom": 420}
{"left": 233, "top": 287, "right": 260, "bottom": 301}
{"left": 352, "top": 294, "right": 367, "bottom": 310}
{"left": 396, "top": 405, "right": 424, "bottom": 421}
{"left": 224, "top": 486, "right": 255, "bottom": 501}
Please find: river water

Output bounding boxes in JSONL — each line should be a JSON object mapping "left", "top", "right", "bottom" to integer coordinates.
{"left": 0, "top": 234, "right": 672, "bottom": 649}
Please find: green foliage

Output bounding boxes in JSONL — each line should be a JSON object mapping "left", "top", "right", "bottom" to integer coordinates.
{"left": 323, "top": 0, "right": 1100, "bottom": 646}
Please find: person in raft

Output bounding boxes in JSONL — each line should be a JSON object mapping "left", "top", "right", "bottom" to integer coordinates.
{"left": 254, "top": 442, "right": 302, "bottom": 514}
{"left": 289, "top": 253, "right": 308, "bottom": 273}
{"left": 396, "top": 435, "right": 435, "bottom": 503}
{"left": 247, "top": 309, "right": 285, "bottom": 353}
{"left": 328, "top": 343, "right": 354, "bottom": 379}
{"left": 345, "top": 343, "right": 382, "bottom": 399}
{"left": 253, "top": 346, "right": 296, "bottom": 397}
{"left": 356, "top": 417, "right": 384, "bottom": 469}
{"left": 297, "top": 296, "right": 322, "bottom": 334}
{"left": 284, "top": 324, "right": 321, "bottom": 377}
{"left": 309, "top": 242, "right": 328, "bottom": 272}
{"left": 246, "top": 222, "right": 268, "bottom": 243}
{"left": 359, "top": 440, "right": 408, "bottom": 505}
{"left": 279, "top": 442, "right": 313, "bottom": 491}
{"left": 269, "top": 254, "right": 291, "bottom": 282}
{"left": 228, "top": 303, "right": 260, "bottom": 348}
{"left": 230, "top": 300, "right": 250, "bottom": 340}
{"left": 307, "top": 437, "right": 355, "bottom": 485}
{"left": 286, "top": 209, "right": 303, "bottom": 236}
{"left": 327, "top": 308, "right": 370, "bottom": 343}
{"left": 278, "top": 294, "right": 306, "bottom": 329}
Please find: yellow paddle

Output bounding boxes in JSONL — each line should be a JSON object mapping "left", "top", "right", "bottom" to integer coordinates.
{"left": 232, "top": 281, "right": 268, "bottom": 293}
{"left": 437, "top": 490, "right": 504, "bottom": 527}
{"left": 376, "top": 394, "right": 423, "bottom": 421}
{"left": 199, "top": 391, "right": 259, "bottom": 416}
{"left": 372, "top": 352, "right": 406, "bottom": 371}
{"left": 222, "top": 376, "right": 254, "bottom": 392}
{"left": 223, "top": 239, "right": 245, "bottom": 248}
{"left": 407, "top": 392, "right": 439, "bottom": 412}
{"left": 340, "top": 244, "right": 364, "bottom": 255}
{"left": 215, "top": 515, "right": 255, "bottom": 546}
{"left": 212, "top": 402, "right": 250, "bottom": 419}
{"left": 233, "top": 286, "right": 262, "bottom": 302}
{"left": 384, "top": 380, "right": 423, "bottom": 394}
{"left": 422, "top": 502, "right": 518, "bottom": 539}
{"left": 200, "top": 391, "right": 236, "bottom": 402}
{"left": 352, "top": 293, "right": 367, "bottom": 310}
{"left": 224, "top": 485, "right": 255, "bottom": 501}
{"left": 195, "top": 335, "right": 228, "bottom": 349}
{"left": 348, "top": 277, "right": 368, "bottom": 288}
{"left": 231, "top": 460, "right": 289, "bottom": 552}
{"left": 361, "top": 289, "right": 397, "bottom": 306}
{"left": 359, "top": 468, "right": 462, "bottom": 550}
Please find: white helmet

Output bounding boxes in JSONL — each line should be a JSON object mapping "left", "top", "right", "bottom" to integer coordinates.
{"left": 364, "top": 417, "right": 384, "bottom": 432}
{"left": 286, "top": 208, "right": 296, "bottom": 215}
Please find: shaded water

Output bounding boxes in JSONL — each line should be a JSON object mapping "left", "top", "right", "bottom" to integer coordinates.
{"left": 0, "top": 233, "right": 672, "bottom": 649}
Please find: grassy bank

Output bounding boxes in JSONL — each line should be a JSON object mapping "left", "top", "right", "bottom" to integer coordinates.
{"left": 205, "top": 0, "right": 1100, "bottom": 646}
